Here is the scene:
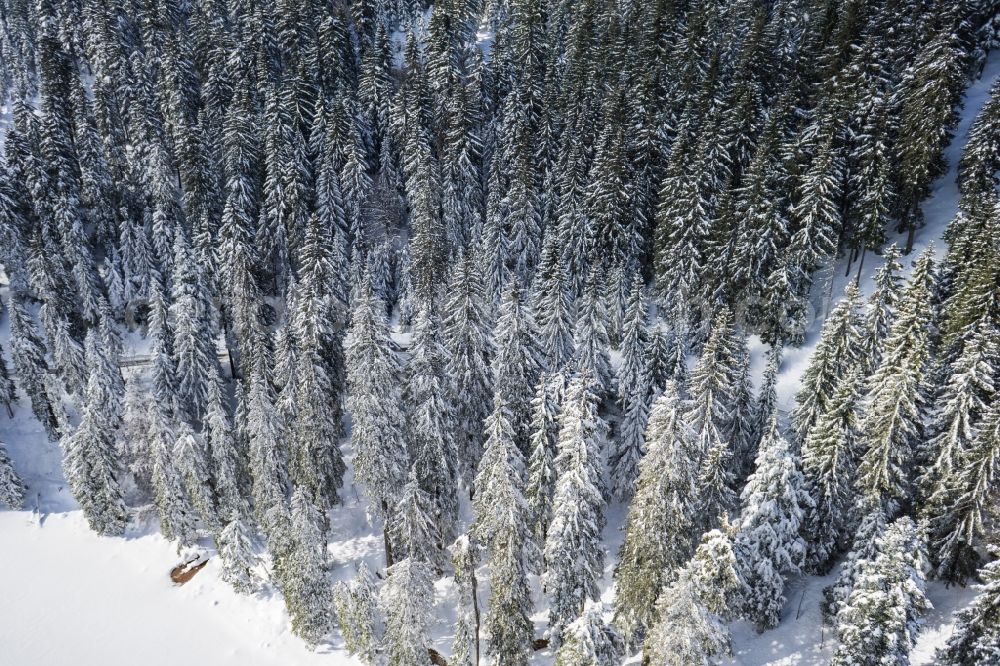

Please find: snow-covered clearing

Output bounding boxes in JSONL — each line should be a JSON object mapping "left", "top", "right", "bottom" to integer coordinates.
{"left": 0, "top": 45, "right": 997, "bottom": 666}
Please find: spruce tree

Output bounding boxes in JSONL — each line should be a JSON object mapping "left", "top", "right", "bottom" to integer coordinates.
{"left": 860, "top": 244, "right": 903, "bottom": 373}
{"left": 345, "top": 275, "right": 408, "bottom": 527}
{"left": 830, "top": 517, "right": 930, "bottom": 666}
{"left": 283, "top": 489, "right": 333, "bottom": 647}
{"left": 0, "top": 440, "right": 25, "bottom": 509}
{"left": 473, "top": 395, "right": 534, "bottom": 665}
{"left": 379, "top": 557, "right": 434, "bottom": 666}
{"left": 610, "top": 276, "right": 651, "bottom": 500}
{"left": 790, "top": 283, "right": 862, "bottom": 444}
{"left": 735, "top": 416, "right": 812, "bottom": 631}
{"left": 937, "top": 549, "right": 1000, "bottom": 665}
{"left": 533, "top": 229, "right": 576, "bottom": 370}
{"left": 687, "top": 309, "right": 738, "bottom": 525}
{"left": 554, "top": 601, "right": 623, "bottom": 666}
{"left": 444, "top": 254, "right": 494, "bottom": 488}
{"left": 642, "top": 528, "right": 741, "bottom": 665}
{"left": 449, "top": 535, "right": 480, "bottom": 666}
{"left": 405, "top": 304, "right": 458, "bottom": 547}
{"left": 175, "top": 422, "right": 220, "bottom": 534}
{"left": 218, "top": 517, "right": 260, "bottom": 595}
{"left": 63, "top": 361, "right": 128, "bottom": 537}
{"left": 932, "top": 401, "right": 1000, "bottom": 582}
{"left": 574, "top": 271, "right": 613, "bottom": 397}
{"left": 390, "top": 468, "right": 441, "bottom": 569}
{"left": 8, "top": 296, "right": 59, "bottom": 439}
{"left": 856, "top": 249, "right": 937, "bottom": 516}
{"left": 543, "top": 373, "right": 607, "bottom": 647}
{"left": 526, "top": 372, "right": 563, "bottom": 545}
{"left": 247, "top": 363, "right": 290, "bottom": 531}
{"left": 801, "top": 371, "right": 865, "bottom": 573}
{"left": 334, "top": 563, "right": 381, "bottom": 665}
{"left": 492, "top": 280, "right": 544, "bottom": 455}
{"left": 823, "top": 498, "right": 890, "bottom": 621}
{"left": 614, "top": 382, "right": 700, "bottom": 644}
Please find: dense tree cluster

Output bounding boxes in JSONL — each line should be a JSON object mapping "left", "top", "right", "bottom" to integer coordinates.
{"left": 0, "top": 0, "right": 998, "bottom": 662}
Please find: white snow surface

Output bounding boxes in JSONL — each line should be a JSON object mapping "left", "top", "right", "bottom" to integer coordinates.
{"left": 1, "top": 48, "right": 998, "bottom": 666}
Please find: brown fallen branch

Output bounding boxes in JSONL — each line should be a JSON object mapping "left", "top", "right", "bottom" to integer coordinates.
{"left": 170, "top": 558, "right": 208, "bottom": 585}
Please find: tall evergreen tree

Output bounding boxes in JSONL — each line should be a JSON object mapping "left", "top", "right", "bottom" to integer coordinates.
{"left": 614, "top": 382, "right": 700, "bottom": 645}
{"left": 346, "top": 275, "right": 408, "bottom": 530}
{"left": 492, "top": 280, "right": 543, "bottom": 455}
{"left": 856, "top": 249, "right": 937, "bottom": 516}
{"left": 0, "top": 440, "right": 25, "bottom": 509}
{"left": 831, "top": 517, "right": 930, "bottom": 666}
{"left": 735, "top": 416, "right": 812, "bottom": 631}
{"left": 543, "top": 373, "right": 607, "bottom": 647}
{"left": 444, "top": 254, "right": 494, "bottom": 488}
{"left": 379, "top": 557, "right": 434, "bottom": 666}
{"left": 937, "top": 548, "right": 1000, "bottom": 665}
{"left": 405, "top": 305, "right": 458, "bottom": 547}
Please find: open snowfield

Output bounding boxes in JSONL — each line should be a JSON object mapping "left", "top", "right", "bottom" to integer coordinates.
{"left": 1, "top": 42, "right": 997, "bottom": 666}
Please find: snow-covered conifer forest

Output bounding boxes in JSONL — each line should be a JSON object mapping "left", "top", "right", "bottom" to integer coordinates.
{"left": 1, "top": 0, "right": 1000, "bottom": 664}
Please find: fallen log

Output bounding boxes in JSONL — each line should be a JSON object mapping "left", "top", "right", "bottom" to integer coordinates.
{"left": 170, "top": 558, "right": 208, "bottom": 585}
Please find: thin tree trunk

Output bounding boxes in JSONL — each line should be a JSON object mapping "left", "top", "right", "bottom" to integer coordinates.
{"left": 382, "top": 500, "right": 394, "bottom": 567}
{"left": 472, "top": 564, "right": 481, "bottom": 666}
{"left": 904, "top": 203, "right": 918, "bottom": 255}
{"left": 855, "top": 247, "right": 867, "bottom": 286}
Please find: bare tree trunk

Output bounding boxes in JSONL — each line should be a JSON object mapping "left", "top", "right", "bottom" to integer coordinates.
{"left": 382, "top": 501, "right": 394, "bottom": 567}
{"left": 904, "top": 203, "right": 918, "bottom": 255}
{"left": 855, "top": 247, "right": 867, "bottom": 286}
{"left": 472, "top": 564, "right": 481, "bottom": 666}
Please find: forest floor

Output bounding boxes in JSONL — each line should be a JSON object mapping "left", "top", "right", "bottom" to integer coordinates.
{"left": 1, "top": 47, "right": 998, "bottom": 666}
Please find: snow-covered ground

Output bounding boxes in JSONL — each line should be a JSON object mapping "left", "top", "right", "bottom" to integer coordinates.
{"left": 1, "top": 46, "right": 997, "bottom": 666}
